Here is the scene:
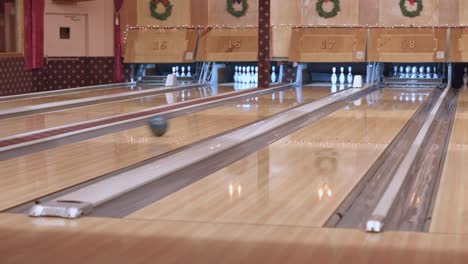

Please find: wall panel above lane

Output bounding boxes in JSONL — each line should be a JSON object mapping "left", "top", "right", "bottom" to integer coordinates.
{"left": 208, "top": 0, "right": 258, "bottom": 26}
{"left": 289, "top": 27, "right": 367, "bottom": 63}
{"left": 302, "top": 0, "right": 359, "bottom": 26}
{"left": 197, "top": 29, "right": 258, "bottom": 62}
{"left": 136, "top": 0, "right": 191, "bottom": 26}
{"left": 368, "top": 28, "right": 447, "bottom": 62}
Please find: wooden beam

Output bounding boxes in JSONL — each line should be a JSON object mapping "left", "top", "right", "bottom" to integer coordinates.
{"left": 258, "top": 0, "right": 270, "bottom": 88}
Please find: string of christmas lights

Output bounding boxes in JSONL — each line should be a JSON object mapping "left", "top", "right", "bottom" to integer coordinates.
{"left": 123, "top": 23, "right": 468, "bottom": 45}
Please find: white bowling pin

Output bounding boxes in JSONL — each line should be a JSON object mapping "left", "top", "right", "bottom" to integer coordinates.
{"left": 433, "top": 66, "right": 438, "bottom": 79}
{"left": 411, "top": 66, "right": 417, "bottom": 79}
{"left": 331, "top": 67, "right": 338, "bottom": 84}
{"left": 172, "top": 67, "right": 176, "bottom": 76}
{"left": 339, "top": 67, "right": 345, "bottom": 84}
{"left": 405, "top": 66, "right": 411, "bottom": 78}
{"left": 187, "top": 66, "right": 192, "bottom": 77}
{"left": 175, "top": 66, "right": 180, "bottom": 77}
{"left": 463, "top": 67, "right": 468, "bottom": 86}
{"left": 181, "top": 66, "right": 186, "bottom": 77}
{"left": 426, "top": 66, "right": 431, "bottom": 79}
{"left": 393, "top": 66, "right": 398, "bottom": 77}
{"left": 242, "top": 66, "right": 247, "bottom": 83}
{"left": 234, "top": 66, "right": 239, "bottom": 83}
{"left": 347, "top": 66, "right": 353, "bottom": 84}
{"left": 250, "top": 66, "right": 255, "bottom": 83}
{"left": 271, "top": 66, "right": 277, "bottom": 83}
{"left": 419, "top": 66, "right": 425, "bottom": 79}
{"left": 399, "top": 66, "right": 405, "bottom": 78}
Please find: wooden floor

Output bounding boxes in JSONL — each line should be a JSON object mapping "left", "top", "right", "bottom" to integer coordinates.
{"left": 1, "top": 213, "right": 468, "bottom": 264}
{"left": 128, "top": 88, "right": 430, "bottom": 227}
{"left": 0, "top": 86, "right": 231, "bottom": 138}
{"left": 0, "top": 87, "right": 329, "bottom": 211}
{"left": 0, "top": 85, "right": 150, "bottom": 110}
{"left": 430, "top": 88, "right": 468, "bottom": 235}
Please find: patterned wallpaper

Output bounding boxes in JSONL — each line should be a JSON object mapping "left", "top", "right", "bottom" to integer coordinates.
{"left": 0, "top": 57, "right": 131, "bottom": 96}
{"left": 0, "top": 58, "right": 34, "bottom": 96}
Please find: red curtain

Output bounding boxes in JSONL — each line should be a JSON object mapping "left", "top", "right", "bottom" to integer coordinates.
{"left": 113, "top": 0, "right": 124, "bottom": 82}
{"left": 24, "top": 0, "right": 45, "bottom": 70}
{"left": 0, "top": 0, "right": 5, "bottom": 15}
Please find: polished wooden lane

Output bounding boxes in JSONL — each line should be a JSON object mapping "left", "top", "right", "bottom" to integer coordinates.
{"left": 129, "top": 88, "right": 433, "bottom": 227}
{"left": 1, "top": 213, "right": 468, "bottom": 264}
{"left": 0, "top": 85, "right": 157, "bottom": 110}
{"left": 0, "top": 86, "right": 233, "bottom": 138}
{"left": 430, "top": 88, "right": 468, "bottom": 235}
{"left": 0, "top": 87, "right": 330, "bottom": 211}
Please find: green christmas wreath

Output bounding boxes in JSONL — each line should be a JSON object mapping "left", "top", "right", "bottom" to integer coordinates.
{"left": 316, "top": 0, "right": 340, "bottom": 19}
{"left": 400, "top": 0, "right": 423, "bottom": 18}
{"left": 150, "top": 0, "right": 173, "bottom": 21}
{"left": 227, "top": 0, "right": 248, "bottom": 18}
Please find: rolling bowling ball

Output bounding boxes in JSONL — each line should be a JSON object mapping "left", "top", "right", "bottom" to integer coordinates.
{"left": 148, "top": 115, "right": 168, "bottom": 137}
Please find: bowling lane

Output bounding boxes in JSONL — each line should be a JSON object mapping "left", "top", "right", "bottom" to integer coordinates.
{"left": 0, "top": 86, "right": 332, "bottom": 211}
{"left": 0, "top": 85, "right": 161, "bottom": 110}
{"left": 128, "top": 88, "right": 433, "bottom": 227}
{"left": 0, "top": 86, "right": 234, "bottom": 138}
{"left": 430, "top": 89, "right": 468, "bottom": 235}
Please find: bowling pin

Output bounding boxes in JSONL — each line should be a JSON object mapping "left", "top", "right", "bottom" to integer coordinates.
{"left": 426, "top": 66, "right": 431, "bottom": 79}
{"left": 331, "top": 67, "right": 338, "bottom": 84}
{"left": 433, "top": 66, "right": 438, "bottom": 79}
{"left": 175, "top": 66, "right": 180, "bottom": 77}
{"left": 172, "top": 67, "right": 176, "bottom": 76}
{"left": 339, "top": 67, "right": 345, "bottom": 84}
{"left": 187, "top": 66, "right": 192, "bottom": 77}
{"left": 234, "top": 66, "right": 239, "bottom": 83}
{"left": 411, "top": 66, "right": 417, "bottom": 79}
{"left": 271, "top": 66, "right": 277, "bottom": 83}
{"left": 419, "top": 66, "right": 425, "bottom": 79}
{"left": 393, "top": 66, "right": 398, "bottom": 77}
{"left": 464, "top": 67, "right": 468, "bottom": 86}
{"left": 244, "top": 66, "right": 249, "bottom": 84}
{"left": 181, "top": 66, "right": 186, "bottom": 77}
{"left": 405, "top": 66, "right": 411, "bottom": 78}
{"left": 347, "top": 66, "right": 353, "bottom": 84}
{"left": 399, "top": 66, "right": 404, "bottom": 78}
{"left": 239, "top": 66, "right": 245, "bottom": 83}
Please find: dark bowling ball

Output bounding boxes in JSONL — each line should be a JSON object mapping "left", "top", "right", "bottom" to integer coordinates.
{"left": 148, "top": 116, "right": 168, "bottom": 137}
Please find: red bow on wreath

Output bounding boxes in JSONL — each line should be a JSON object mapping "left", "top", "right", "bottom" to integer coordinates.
{"left": 154, "top": 0, "right": 169, "bottom": 6}
{"left": 409, "top": 0, "right": 415, "bottom": 4}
